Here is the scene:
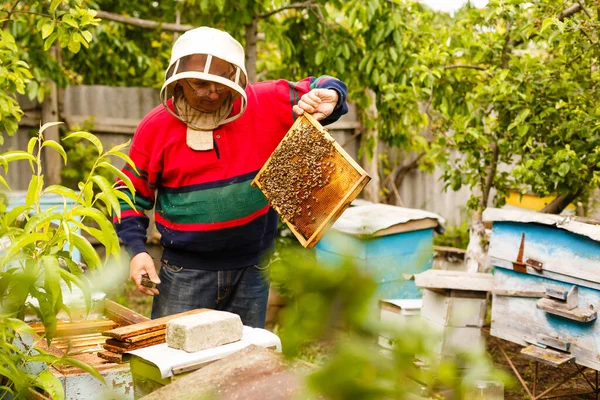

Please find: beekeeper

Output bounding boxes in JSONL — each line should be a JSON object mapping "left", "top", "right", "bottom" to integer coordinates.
{"left": 114, "top": 27, "right": 348, "bottom": 327}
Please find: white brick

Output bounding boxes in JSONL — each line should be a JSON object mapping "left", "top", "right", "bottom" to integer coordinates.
{"left": 166, "top": 310, "right": 243, "bottom": 353}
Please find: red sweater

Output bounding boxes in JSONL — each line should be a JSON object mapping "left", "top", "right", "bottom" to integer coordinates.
{"left": 115, "top": 76, "right": 348, "bottom": 270}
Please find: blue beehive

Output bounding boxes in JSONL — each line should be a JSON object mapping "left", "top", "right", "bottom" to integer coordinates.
{"left": 316, "top": 204, "right": 443, "bottom": 299}
{"left": 485, "top": 208, "right": 600, "bottom": 370}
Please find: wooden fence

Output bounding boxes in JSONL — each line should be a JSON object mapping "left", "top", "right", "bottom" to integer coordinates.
{"left": 8, "top": 85, "right": 470, "bottom": 226}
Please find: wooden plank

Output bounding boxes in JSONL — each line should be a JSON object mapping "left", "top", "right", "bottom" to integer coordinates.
{"left": 52, "top": 336, "right": 107, "bottom": 348}
{"left": 414, "top": 269, "right": 493, "bottom": 292}
{"left": 64, "top": 115, "right": 139, "bottom": 134}
{"left": 51, "top": 333, "right": 105, "bottom": 343}
{"left": 545, "top": 287, "right": 568, "bottom": 300}
{"left": 103, "top": 337, "right": 165, "bottom": 354}
{"left": 106, "top": 335, "right": 165, "bottom": 350}
{"left": 493, "top": 289, "right": 545, "bottom": 298}
{"left": 520, "top": 345, "right": 575, "bottom": 367}
{"left": 492, "top": 257, "right": 600, "bottom": 291}
{"left": 125, "top": 329, "right": 166, "bottom": 343}
{"left": 103, "top": 308, "right": 209, "bottom": 340}
{"left": 30, "top": 319, "right": 118, "bottom": 337}
{"left": 104, "top": 299, "right": 150, "bottom": 326}
{"left": 536, "top": 333, "right": 571, "bottom": 352}
{"left": 536, "top": 298, "right": 597, "bottom": 322}
{"left": 97, "top": 351, "right": 124, "bottom": 363}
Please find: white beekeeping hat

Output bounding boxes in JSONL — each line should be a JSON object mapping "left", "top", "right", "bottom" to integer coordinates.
{"left": 160, "top": 27, "right": 248, "bottom": 127}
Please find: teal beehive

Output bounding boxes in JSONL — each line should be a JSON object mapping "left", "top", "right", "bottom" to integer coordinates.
{"left": 315, "top": 204, "right": 443, "bottom": 299}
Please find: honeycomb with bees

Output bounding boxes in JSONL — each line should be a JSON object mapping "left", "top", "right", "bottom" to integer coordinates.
{"left": 252, "top": 113, "right": 370, "bottom": 248}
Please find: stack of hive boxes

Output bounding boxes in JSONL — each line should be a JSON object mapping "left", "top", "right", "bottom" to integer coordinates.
{"left": 415, "top": 269, "right": 493, "bottom": 361}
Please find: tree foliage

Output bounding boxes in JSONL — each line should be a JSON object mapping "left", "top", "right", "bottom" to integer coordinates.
{"left": 0, "top": 0, "right": 99, "bottom": 140}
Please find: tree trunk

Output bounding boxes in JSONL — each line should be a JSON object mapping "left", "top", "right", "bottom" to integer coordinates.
{"left": 361, "top": 89, "right": 380, "bottom": 203}
{"left": 41, "top": 45, "right": 62, "bottom": 186}
{"left": 244, "top": 17, "right": 258, "bottom": 84}
{"left": 464, "top": 211, "right": 488, "bottom": 273}
{"left": 540, "top": 192, "right": 580, "bottom": 214}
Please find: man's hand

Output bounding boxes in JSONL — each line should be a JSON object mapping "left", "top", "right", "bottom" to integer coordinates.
{"left": 293, "top": 88, "right": 339, "bottom": 121}
{"left": 130, "top": 252, "right": 160, "bottom": 296}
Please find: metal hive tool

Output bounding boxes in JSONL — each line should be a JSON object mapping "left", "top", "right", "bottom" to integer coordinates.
{"left": 252, "top": 113, "right": 370, "bottom": 248}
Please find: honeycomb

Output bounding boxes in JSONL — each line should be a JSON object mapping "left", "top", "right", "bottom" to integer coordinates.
{"left": 252, "top": 114, "right": 370, "bottom": 248}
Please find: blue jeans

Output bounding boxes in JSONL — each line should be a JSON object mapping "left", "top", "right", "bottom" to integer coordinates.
{"left": 151, "top": 262, "right": 270, "bottom": 328}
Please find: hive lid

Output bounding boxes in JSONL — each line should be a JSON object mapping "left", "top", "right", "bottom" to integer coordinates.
{"left": 252, "top": 113, "right": 370, "bottom": 248}
{"left": 483, "top": 208, "right": 600, "bottom": 242}
{"left": 331, "top": 204, "right": 444, "bottom": 237}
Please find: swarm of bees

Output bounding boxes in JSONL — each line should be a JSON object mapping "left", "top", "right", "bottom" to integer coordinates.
{"left": 258, "top": 122, "right": 335, "bottom": 224}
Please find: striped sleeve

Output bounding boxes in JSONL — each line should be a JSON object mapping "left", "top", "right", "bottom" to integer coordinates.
{"left": 275, "top": 76, "right": 348, "bottom": 127}
{"left": 113, "top": 120, "right": 159, "bottom": 258}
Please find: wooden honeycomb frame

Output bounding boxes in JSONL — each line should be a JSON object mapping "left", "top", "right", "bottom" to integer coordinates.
{"left": 252, "top": 113, "right": 370, "bottom": 248}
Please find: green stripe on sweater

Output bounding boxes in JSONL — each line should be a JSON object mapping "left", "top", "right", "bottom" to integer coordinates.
{"left": 156, "top": 181, "right": 268, "bottom": 224}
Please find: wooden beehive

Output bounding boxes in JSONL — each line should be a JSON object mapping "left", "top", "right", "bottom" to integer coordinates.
{"left": 251, "top": 113, "right": 370, "bottom": 248}
{"left": 485, "top": 208, "right": 600, "bottom": 370}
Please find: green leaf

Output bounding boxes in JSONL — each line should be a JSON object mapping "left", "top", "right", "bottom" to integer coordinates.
{"left": 2, "top": 151, "right": 37, "bottom": 164}
{"left": 44, "top": 32, "right": 58, "bottom": 51}
{"left": 98, "top": 161, "right": 135, "bottom": 195}
{"left": 61, "top": 220, "right": 71, "bottom": 254}
{"left": 70, "top": 233, "right": 101, "bottom": 269}
{"left": 81, "top": 182, "right": 94, "bottom": 208}
{"left": 541, "top": 18, "right": 555, "bottom": 33}
{"left": 315, "top": 51, "right": 325, "bottom": 66}
{"left": 58, "top": 357, "right": 105, "bottom": 384}
{"left": 23, "top": 206, "right": 60, "bottom": 234}
{"left": 105, "top": 151, "right": 137, "bottom": 173}
{"left": 58, "top": 267, "right": 92, "bottom": 313}
{"left": 91, "top": 175, "right": 120, "bottom": 217}
{"left": 40, "top": 121, "right": 63, "bottom": 135}
{"left": 2, "top": 233, "right": 49, "bottom": 264}
{"left": 114, "top": 189, "right": 136, "bottom": 213}
{"left": 41, "top": 140, "right": 67, "bottom": 165}
{"left": 71, "top": 207, "right": 119, "bottom": 257}
{"left": 77, "top": 222, "right": 106, "bottom": 248}
{"left": 81, "top": 30, "right": 93, "bottom": 43}
{"left": 27, "top": 137, "right": 38, "bottom": 155}
{"left": 49, "top": 0, "right": 63, "bottom": 13}
{"left": 42, "top": 21, "right": 55, "bottom": 39}
{"left": 68, "top": 36, "right": 81, "bottom": 53}
{"left": 508, "top": 109, "right": 531, "bottom": 131}
{"left": 5, "top": 205, "right": 31, "bottom": 227}
{"left": 63, "top": 131, "right": 103, "bottom": 154}
{"left": 389, "top": 47, "right": 398, "bottom": 62}
{"left": 104, "top": 140, "right": 131, "bottom": 156}
{"left": 33, "top": 370, "right": 64, "bottom": 400}
{"left": 25, "top": 175, "right": 41, "bottom": 207}
{"left": 0, "top": 175, "right": 10, "bottom": 190}
{"left": 44, "top": 185, "right": 80, "bottom": 203}
{"left": 4, "top": 317, "right": 36, "bottom": 336}
{"left": 42, "top": 256, "right": 62, "bottom": 310}
{"left": 62, "top": 15, "right": 79, "bottom": 29}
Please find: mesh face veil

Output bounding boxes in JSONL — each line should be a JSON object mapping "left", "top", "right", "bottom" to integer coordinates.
{"left": 160, "top": 27, "right": 248, "bottom": 130}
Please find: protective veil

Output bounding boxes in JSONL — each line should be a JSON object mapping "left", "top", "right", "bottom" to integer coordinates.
{"left": 160, "top": 27, "right": 248, "bottom": 150}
